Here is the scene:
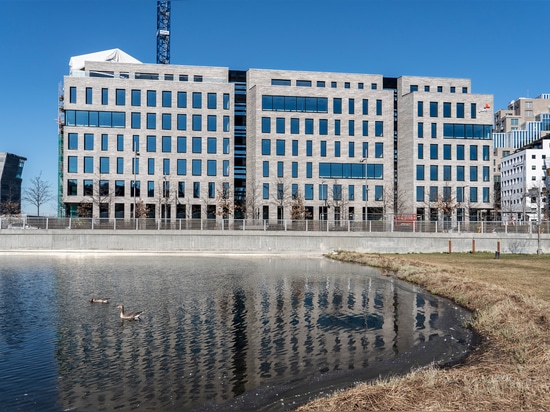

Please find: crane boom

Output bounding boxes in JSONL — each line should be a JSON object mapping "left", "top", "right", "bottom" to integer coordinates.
{"left": 156, "top": 1, "right": 170, "bottom": 64}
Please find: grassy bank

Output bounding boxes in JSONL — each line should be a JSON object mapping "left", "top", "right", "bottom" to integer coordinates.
{"left": 297, "top": 252, "right": 550, "bottom": 411}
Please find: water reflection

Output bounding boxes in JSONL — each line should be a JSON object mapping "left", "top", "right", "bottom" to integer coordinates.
{"left": 0, "top": 255, "right": 471, "bottom": 411}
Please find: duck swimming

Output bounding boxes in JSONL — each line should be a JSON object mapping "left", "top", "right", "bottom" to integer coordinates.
{"left": 90, "top": 298, "right": 110, "bottom": 303}
{"left": 116, "top": 305, "right": 143, "bottom": 320}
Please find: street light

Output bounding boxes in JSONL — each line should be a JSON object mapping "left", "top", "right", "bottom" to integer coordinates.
{"left": 360, "top": 158, "right": 368, "bottom": 221}
{"left": 133, "top": 150, "right": 140, "bottom": 219}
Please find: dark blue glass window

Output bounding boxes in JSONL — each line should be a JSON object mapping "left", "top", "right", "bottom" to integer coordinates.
{"left": 444, "top": 102, "right": 451, "bottom": 118}
{"left": 207, "top": 93, "right": 216, "bottom": 109}
{"left": 208, "top": 182, "right": 215, "bottom": 199}
{"left": 263, "top": 161, "right": 269, "bottom": 177}
{"left": 457, "top": 165, "right": 465, "bottom": 181}
{"left": 131, "top": 113, "right": 141, "bottom": 129}
{"left": 101, "top": 88, "right": 108, "bottom": 105}
{"left": 163, "top": 158, "right": 170, "bottom": 175}
{"left": 192, "top": 92, "right": 202, "bottom": 109}
{"left": 99, "top": 157, "right": 109, "bottom": 174}
{"left": 84, "top": 156, "right": 93, "bottom": 173}
{"left": 192, "top": 159, "right": 202, "bottom": 176}
{"left": 162, "top": 136, "right": 171, "bottom": 153}
{"left": 375, "top": 142, "right": 383, "bottom": 158}
{"left": 290, "top": 118, "right": 299, "bottom": 134}
{"left": 117, "top": 158, "right": 123, "bottom": 174}
{"left": 262, "top": 139, "right": 271, "bottom": 155}
{"left": 334, "top": 141, "right": 341, "bottom": 157}
{"left": 430, "top": 102, "right": 438, "bottom": 117}
{"left": 101, "top": 134, "right": 108, "bottom": 151}
{"left": 376, "top": 99, "right": 382, "bottom": 115}
{"left": 67, "top": 180, "right": 77, "bottom": 196}
{"left": 470, "top": 187, "right": 478, "bottom": 202}
{"left": 470, "top": 166, "right": 478, "bottom": 181}
{"left": 148, "top": 181, "right": 155, "bottom": 197}
{"left": 443, "top": 144, "right": 451, "bottom": 160}
{"left": 470, "top": 145, "right": 478, "bottom": 160}
{"left": 306, "top": 162, "right": 312, "bottom": 178}
{"left": 177, "top": 159, "right": 187, "bottom": 175}
{"left": 483, "top": 145, "right": 490, "bottom": 161}
{"left": 223, "top": 116, "right": 230, "bottom": 132}
{"left": 483, "top": 187, "right": 489, "bottom": 202}
{"left": 348, "top": 99, "right": 355, "bottom": 115}
{"left": 117, "top": 134, "right": 124, "bottom": 151}
{"left": 277, "top": 161, "right": 284, "bottom": 177}
{"left": 161, "top": 91, "right": 171, "bottom": 107}
{"left": 416, "top": 165, "right": 424, "bottom": 180}
{"left": 147, "top": 113, "right": 156, "bottom": 129}
{"left": 131, "top": 89, "right": 141, "bottom": 106}
{"left": 375, "top": 121, "right": 383, "bottom": 136}
{"left": 362, "top": 142, "right": 368, "bottom": 158}
{"left": 192, "top": 115, "right": 202, "bottom": 131}
{"left": 68, "top": 133, "right": 78, "bottom": 150}
{"left": 177, "top": 136, "right": 187, "bottom": 153}
{"left": 177, "top": 114, "right": 187, "bottom": 130}
{"left": 430, "top": 144, "right": 438, "bottom": 159}
{"left": 418, "top": 101, "right": 423, "bottom": 117}
{"left": 192, "top": 137, "right": 202, "bottom": 153}
{"left": 348, "top": 141, "right": 355, "bottom": 157}
{"left": 147, "top": 90, "right": 156, "bottom": 107}
{"left": 444, "top": 165, "right": 452, "bottom": 181}
{"left": 296, "top": 80, "right": 311, "bottom": 87}
{"left": 418, "top": 143, "right": 423, "bottom": 159}
{"left": 85, "top": 88, "right": 92, "bottom": 104}
{"left": 207, "top": 160, "right": 216, "bottom": 176}
{"left": 116, "top": 89, "right": 125, "bottom": 106}
{"left": 276, "top": 117, "right": 285, "bottom": 133}
{"left": 416, "top": 186, "right": 424, "bottom": 202}
{"left": 457, "top": 145, "right": 465, "bottom": 160}
{"left": 68, "top": 156, "right": 77, "bottom": 173}
{"left": 162, "top": 113, "right": 171, "bottom": 130}
{"left": 223, "top": 138, "right": 230, "bottom": 154}
{"left": 292, "top": 162, "right": 298, "bottom": 178}
{"left": 430, "top": 165, "right": 438, "bottom": 181}
{"left": 306, "top": 140, "right": 312, "bottom": 156}
{"left": 333, "top": 98, "right": 342, "bottom": 114}
{"left": 223, "top": 93, "right": 230, "bottom": 109}
{"left": 69, "top": 87, "right": 76, "bottom": 103}
{"left": 207, "top": 115, "right": 217, "bottom": 131}
{"left": 305, "top": 119, "right": 314, "bottom": 134}
{"left": 431, "top": 123, "right": 437, "bottom": 138}
{"left": 177, "top": 91, "right": 187, "bottom": 108}
{"left": 271, "top": 79, "right": 291, "bottom": 86}
{"left": 319, "top": 119, "right": 328, "bottom": 135}
{"left": 292, "top": 140, "right": 298, "bottom": 156}
{"left": 457, "top": 103, "right": 464, "bottom": 118}
{"left": 276, "top": 139, "right": 285, "bottom": 156}
{"left": 262, "top": 117, "right": 271, "bottom": 133}
{"left": 193, "top": 182, "right": 200, "bottom": 198}
{"left": 348, "top": 120, "right": 355, "bottom": 136}
{"left": 320, "top": 141, "right": 327, "bottom": 157}
{"left": 147, "top": 135, "right": 156, "bottom": 152}
{"left": 305, "top": 184, "right": 313, "bottom": 200}
{"left": 84, "top": 133, "right": 94, "bottom": 150}
{"left": 223, "top": 160, "right": 229, "bottom": 176}
{"left": 363, "top": 99, "right": 369, "bottom": 115}
{"left": 335, "top": 120, "right": 341, "bottom": 136}
{"left": 418, "top": 122, "right": 424, "bottom": 138}
{"left": 263, "top": 183, "right": 269, "bottom": 199}
{"left": 470, "top": 103, "right": 477, "bottom": 119}
{"left": 207, "top": 137, "right": 217, "bottom": 154}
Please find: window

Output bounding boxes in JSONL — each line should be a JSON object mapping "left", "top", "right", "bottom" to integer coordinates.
{"left": 317, "top": 81, "right": 325, "bottom": 88}
{"left": 430, "top": 144, "right": 438, "bottom": 159}
{"left": 192, "top": 137, "right": 202, "bottom": 153}
{"left": 207, "top": 93, "right": 216, "bottom": 109}
{"left": 148, "top": 158, "right": 155, "bottom": 175}
{"left": 430, "top": 165, "right": 438, "bottom": 181}
{"left": 147, "top": 113, "right": 156, "bottom": 129}
{"left": 163, "top": 158, "right": 170, "bottom": 175}
{"left": 443, "top": 102, "right": 451, "bottom": 118}
{"left": 207, "top": 115, "right": 217, "bottom": 131}
{"left": 177, "top": 159, "right": 187, "bottom": 175}
{"left": 178, "top": 181, "right": 185, "bottom": 197}
{"left": 296, "top": 80, "right": 311, "bottom": 87}
{"left": 418, "top": 143, "right": 424, "bottom": 159}
{"left": 192, "top": 92, "right": 202, "bottom": 109}
{"left": 305, "top": 184, "right": 313, "bottom": 200}
{"left": 263, "top": 161, "right": 269, "bottom": 177}
{"left": 223, "top": 138, "right": 230, "bottom": 154}
{"left": 292, "top": 140, "right": 298, "bottom": 156}
{"left": 83, "top": 179, "right": 93, "bottom": 196}
{"left": 457, "top": 103, "right": 464, "bottom": 118}
{"left": 348, "top": 120, "right": 355, "bottom": 136}
{"left": 305, "top": 119, "right": 314, "bottom": 134}
{"left": 443, "top": 144, "right": 451, "bottom": 160}
{"left": 207, "top": 137, "right": 216, "bottom": 154}
{"left": 306, "top": 141, "right": 312, "bottom": 156}
{"left": 416, "top": 165, "right": 425, "bottom": 180}
{"left": 117, "top": 134, "right": 124, "bottom": 151}
{"left": 193, "top": 182, "right": 200, "bottom": 198}
{"left": 131, "top": 89, "right": 141, "bottom": 106}
{"left": 67, "top": 179, "right": 77, "bottom": 196}
{"left": 263, "top": 183, "right": 269, "bottom": 199}
{"left": 418, "top": 122, "right": 424, "bottom": 138}
{"left": 99, "top": 157, "right": 109, "bottom": 174}
{"left": 223, "top": 115, "right": 230, "bottom": 132}
{"left": 177, "top": 91, "right": 187, "bottom": 108}
{"left": 344, "top": 82, "right": 350, "bottom": 89}
{"left": 410, "top": 85, "right": 418, "bottom": 92}
{"left": 470, "top": 145, "right": 478, "bottom": 161}
{"left": 470, "top": 103, "right": 477, "bottom": 119}
{"left": 223, "top": 93, "right": 230, "bottom": 110}
{"left": 320, "top": 141, "right": 327, "bottom": 157}
{"left": 84, "top": 133, "right": 94, "bottom": 150}
{"left": 84, "top": 156, "right": 93, "bottom": 173}
{"left": 362, "top": 121, "right": 368, "bottom": 136}
{"left": 349, "top": 141, "right": 355, "bottom": 158}
{"left": 470, "top": 165, "right": 478, "bottom": 181}
{"left": 177, "top": 114, "right": 187, "bottom": 130}
{"left": 207, "top": 160, "right": 216, "bottom": 176}
{"left": 483, "top": 187, "right": 490, "bottom": 203}
{"left": 276, "top": 117, "right": 285, "bottom": 133}
{"left": 429, "top": 186, "right": 438, "bottom": 202}
{"left": 483, "top": 145, "right": 490, "bottom": 161}
{"left": 333, "top": 98, "right": 342, "bottom": 114}
{"left": 192, "top": 159, "right": 202, "bottom": 176}
{"left": 162, "top": 113, "right": 171, "bottom": 130}
{"left": 306, "top": 162, "right": 312, "bottom": 178}
{"left": 101, "top": 88, "right": 108, "bottom": 105}
{"left": 277, "top": 161, "right": 284, "bottom": 177}
{"left": 147, "top": 135, "right": 156, "bottom": 152}
{"left": 116, "top": 89, "right": 125, "bottom": 106}
{"left": 457, "top": 165, "right": 465, "bottom": 181}
{"left": 348, "top": 98, "right": 355, "bottom": 114}
{"left": 69, "top": 87, "right": 76, "bottom": 103}
{"left": 483, "top": 166, "right": 490, "bottom": 182}
{"left": 162, "top": 136, "right": 171, "bottom": 152}
{"left": 68, "top": 156, "right": 77, "bottom": 173}
{"left": 291, "top": 118, "right": 299, "bottom": 134}
{"left": 292, "top": 162, "right": 298, "bottom": 178}
{"left": 85, "top": 87, "right": 92, "bottom": 104}
{"left": 262, "top": 117, "right": 271, "bottom": 133}
{"left": 416, "top": 186, "right": 424, "bottom": 202}
{"left": 424, "top": 85, "right": 430, "bottom": 92}
{"left": 375, "top": 121, "right": 383, "bottom": 136}
{"left": 430, "top": 102, "right": 438, "bottom": 117}
{"left": 147, "top": 90, "right": 156, "bottom": 107}
{"left": 376, "top": 99, "right": 382, "bottom": 115}
{"left": 335, "top": 120, "right": 341, "bottom": 136}
{"left": 334, "top": 141, "right": 341, "bottom": 157}
{"left": 431, "top": 123, "right": 437, "bottom": 138}
{"left": 192, "top": 115, "right": 202, "bottom": 131}
{"left": 457, "top": 144, "right": 465, "bottom": 160}
{"left": 223, "top": 160, "right": 229, "bottom": 176}
{"left": 148, "top": 181, "right": 155, "bottom": 197}
{"left": 68, "top": 133, "right": 78, "bottom": 150}
{"left": 375, "top": 142, "right": 383, "bottom": 158}
{"left": 262, "top": 139, "right": 271, "bottom": 155}
{"left": 362, "top": 99, "right": 369, "bottom": 115}
{"left": 443, "top": 165, "right": 451, "bottom": 181}
{"left": 319, "top": 119, "right": 328, "bottom": 135}
{"left": 276, "top": 139, "right": 285, "bottom": 155}
{"left": 418, "top": 101, "right": 423, "bottom": 117}
{"left": 470, "top": 187, "right": 478, "bottom": 202}
{"left": 100, "top": 134, "right": 108, "bottom": 151}
{"left": 208, "top": 182, "right": 215, "bottom": 199}
{"left": 177, "top": 136, "right": 187, "bottom": 153}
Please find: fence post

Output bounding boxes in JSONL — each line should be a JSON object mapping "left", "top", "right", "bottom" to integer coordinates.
{"left": 114, "top": 218, "right": 116, "bottom": 231}
{"left": 46, "top": 218, "right": 49, "bottom": 230}
{"left": 306, "top": 220, "right": 308, "bottom": 232}
{"left": 472, "top": 239, "right": 476, "bottom": 253}
{"left": 448, "top": 239, "right": 452, "bottom": 254}
{"left": 69, "top": 218, "right": 72, "bottom": 229}
{"left": 91, "top": 218, "right": 94, "bottom": 230}
{"left": 284, "top": 220, "right": 287, "bottom": 231}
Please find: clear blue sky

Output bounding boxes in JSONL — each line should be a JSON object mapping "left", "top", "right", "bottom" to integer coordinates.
{"left": 1, "top": 0, "right": 548, "bottom": 215}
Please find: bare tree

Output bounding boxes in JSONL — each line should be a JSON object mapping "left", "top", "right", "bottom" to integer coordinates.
{"left": 329, "top": 180, "right": 349, "bottom": 222}
{"left": 245, "top": 174, "right": 262, "bottom": 220}
{"left": 22, "top": 172, "right": 53, "bottom": 216}
{"left": 270, "top": 178, "right": 292, "bottom": 220}
{"left": 0, "top": 199, "right": 20, "bottom": 216}
{"left": 290, "top": 188, "right": 307, "bottom": 220}
{"left": 216, "top": 182, "right": 235, "bottom": 219}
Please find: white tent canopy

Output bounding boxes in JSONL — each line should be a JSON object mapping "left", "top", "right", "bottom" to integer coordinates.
{"left": 69, "top": 48, "right": 141, "bottom": 73}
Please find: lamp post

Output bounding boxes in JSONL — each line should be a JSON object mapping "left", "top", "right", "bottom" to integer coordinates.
{"left": 133, "top": 150, "right": 140, "bottom": 219}
{"left": 361, "top": 158, "right": 368, "bottom": 222}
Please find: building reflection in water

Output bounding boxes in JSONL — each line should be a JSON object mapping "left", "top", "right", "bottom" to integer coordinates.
{"left": 0, "top": 256, "right": 465, "bottom": 411}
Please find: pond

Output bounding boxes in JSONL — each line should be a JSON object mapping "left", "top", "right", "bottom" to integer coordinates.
{"left": 0, "top": 254, "right": 472, "bottom": 411}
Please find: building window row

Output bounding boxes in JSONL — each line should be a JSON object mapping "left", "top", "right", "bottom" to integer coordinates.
{"left": 271, "top": 79, "right": 378, "bottom": 90}
{"left": 416, "top": 185, "right": 489, "bottom": 203}
{"left": 410, "top": 85, "right": 468, "bottom": 94}
{"left": 261, "top": 117, "right": 383, "bottom": 137}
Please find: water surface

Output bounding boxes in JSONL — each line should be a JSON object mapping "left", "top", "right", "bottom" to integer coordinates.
{"left": 0, "top": 255, "right": 472, "bottom": 411}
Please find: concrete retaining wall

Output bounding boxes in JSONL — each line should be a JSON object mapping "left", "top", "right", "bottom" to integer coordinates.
{"left": 0, "top": 230, "right": 548, "bottom": 255}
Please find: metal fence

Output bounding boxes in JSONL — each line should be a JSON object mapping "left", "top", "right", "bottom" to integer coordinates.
{"left": 1, "top": 216, "right": 549, "bottom": 235}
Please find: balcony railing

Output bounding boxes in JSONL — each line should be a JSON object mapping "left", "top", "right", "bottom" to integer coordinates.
{"left": 0, "top": 216, "right": 548, "bottom": 235}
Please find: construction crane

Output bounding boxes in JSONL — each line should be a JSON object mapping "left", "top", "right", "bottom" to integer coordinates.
{"left": 156, "top": 1, "right": 171, "bottom": 64}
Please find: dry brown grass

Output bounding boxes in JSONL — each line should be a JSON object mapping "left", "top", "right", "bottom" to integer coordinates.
{"left": 297, "top": 252, "right": 550, "bottom": 411}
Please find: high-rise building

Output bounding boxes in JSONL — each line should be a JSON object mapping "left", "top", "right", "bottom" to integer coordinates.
{"left": 0, "top": 152, "right": 27, "bottom": 214}
{"left": 59, "top": 49, "right": 494, "bottom": 223}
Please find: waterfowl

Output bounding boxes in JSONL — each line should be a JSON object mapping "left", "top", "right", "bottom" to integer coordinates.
{"left": 90, "top": 297, "right": 110, "bottom": 304}
{"left": 116, "top": 305, "right": 143, "bottom": 320}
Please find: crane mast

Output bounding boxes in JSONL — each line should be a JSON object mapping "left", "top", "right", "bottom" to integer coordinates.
{"left": 156, "top": 1, "right": 170, "bottom": 64}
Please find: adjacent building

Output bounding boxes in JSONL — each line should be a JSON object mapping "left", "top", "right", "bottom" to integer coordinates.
{"left": 0, "top": 152, "right": 27, "bottom": 214}
{"left": 59, "top": 49, "right": 494, "bottom": 223}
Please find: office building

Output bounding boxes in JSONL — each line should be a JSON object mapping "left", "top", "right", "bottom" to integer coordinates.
{"left": 0, "top": 152, "right": 27, "bottom": 214}
{"left": 59, "top": 49, "right": 494, "bottom": 223}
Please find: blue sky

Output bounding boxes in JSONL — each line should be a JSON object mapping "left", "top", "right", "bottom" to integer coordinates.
{"left": 0, "top": 0, "right": 548, "bottom": 215}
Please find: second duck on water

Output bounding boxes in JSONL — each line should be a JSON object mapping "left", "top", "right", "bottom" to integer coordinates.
{"left": 116, "top": 305, "right": 143, "bottom": 320}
